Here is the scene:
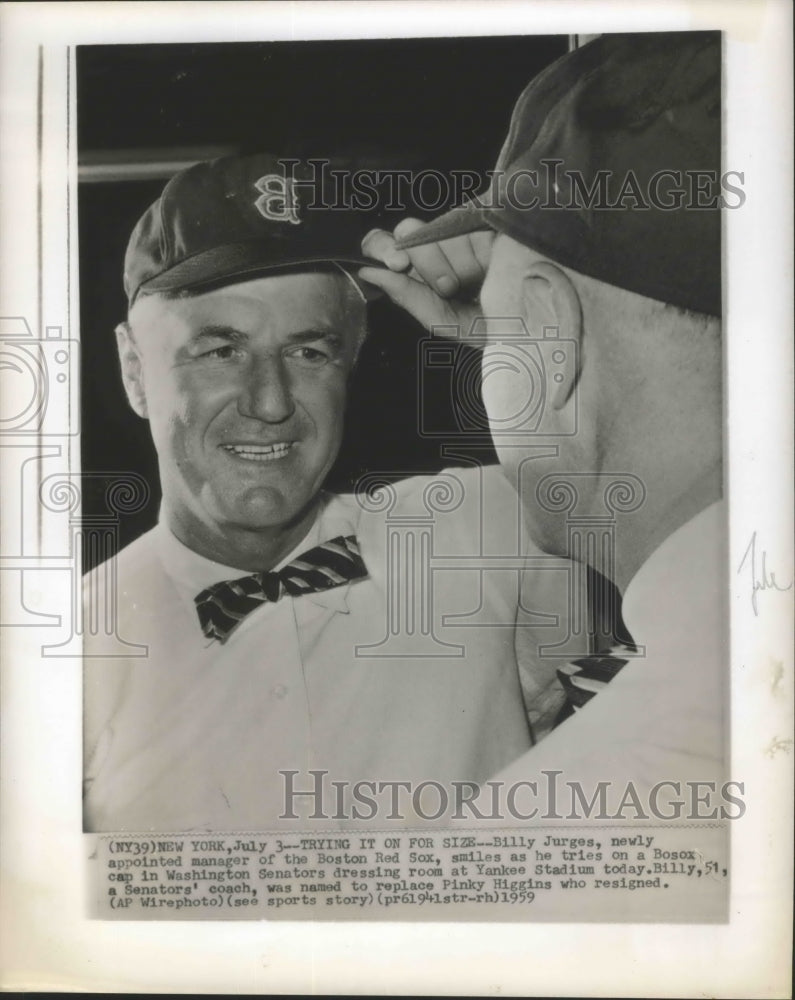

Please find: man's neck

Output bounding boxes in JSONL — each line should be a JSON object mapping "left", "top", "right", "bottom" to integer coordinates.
{"left": 164, "top": 499, "right": 323, "bottom": 573}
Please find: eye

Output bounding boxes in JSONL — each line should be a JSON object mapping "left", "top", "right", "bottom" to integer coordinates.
{"left": 200, "top": 344, "right": 241, "bottom": 361}
{"left": 285, "top": 345, "right": 330, "bottom": 366}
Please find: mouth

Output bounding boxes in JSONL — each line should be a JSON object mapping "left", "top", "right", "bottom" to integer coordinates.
{"left": 221, "top": 442, "right": 294, "bottom": 463}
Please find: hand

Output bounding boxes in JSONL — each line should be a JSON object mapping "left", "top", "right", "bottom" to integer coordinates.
{"left": 359, "top": 218, "right": 495, "bottom": 338}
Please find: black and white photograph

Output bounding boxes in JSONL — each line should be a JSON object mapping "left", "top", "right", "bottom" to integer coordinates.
{"left": 78, "top": 33, "right": 577, "bottom": 837}
{"left": 0, "top": 1, "right": 792, "bottom": 994}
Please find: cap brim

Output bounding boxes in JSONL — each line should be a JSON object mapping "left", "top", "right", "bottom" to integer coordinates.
{"left": 393, "top": 200, "right": 494, "bottom": 250}
{"left": 136, "top": 241, "right": 386, "bottom": 303}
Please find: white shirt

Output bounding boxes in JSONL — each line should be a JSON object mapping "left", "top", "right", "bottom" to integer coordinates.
{"left": 492, "top": 500, "right": 727, "bottom": 796}
{"left": 83, "top": 465, "right": 569, "bottom": 831}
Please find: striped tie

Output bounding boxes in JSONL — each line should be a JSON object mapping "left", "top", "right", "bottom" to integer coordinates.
{"left": 556, "top": 641, "right": 635, "bottom": 716}
{"left": 194, "top": 534, "right": 367, "bottom": 643}
{"left": 553, "top": 566, "right": 637, "bottom": 726}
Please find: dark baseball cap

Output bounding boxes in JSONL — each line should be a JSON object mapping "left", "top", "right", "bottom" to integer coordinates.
{"left": 124, "top": 153, "right": 383, "bottom": 307}
{"left": 396, "top": 32, "right": 722, "bottom": 317}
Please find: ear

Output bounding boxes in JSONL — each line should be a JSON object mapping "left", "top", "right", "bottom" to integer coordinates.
{"left": 115, "top": 321, "right": 148, "bottom": 418}
{"left": 519, "top": 261, "right": 583, "bottom": 410}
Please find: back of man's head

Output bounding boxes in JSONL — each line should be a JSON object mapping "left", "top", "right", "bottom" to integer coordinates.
{"left": 406, "top": 32, "right": 725, "bottom": 575}
{"left": 398, "top": 31, "right": 723, "bottom": 320}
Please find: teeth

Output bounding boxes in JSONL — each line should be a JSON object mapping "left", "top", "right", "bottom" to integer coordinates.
{"left": 223, "top": 443, "right": 292, "bottom": 462}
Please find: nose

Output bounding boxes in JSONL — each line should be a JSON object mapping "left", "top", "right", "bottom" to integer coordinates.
{"left": 238, "top": 355, "right": 295, "bottom": 423}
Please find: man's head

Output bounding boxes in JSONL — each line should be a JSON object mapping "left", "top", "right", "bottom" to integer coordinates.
{"left": 118, "top": 153, "right": 376, "bottom": 568}
{"left": 395, "top": 32, "right": 723, "bottom": 575}
{"left": 480, "top": 233, "right": 721, "bottom": 565}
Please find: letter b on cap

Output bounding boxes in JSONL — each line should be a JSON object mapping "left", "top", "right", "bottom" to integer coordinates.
{"left": 253, "top": 174, "right": 300, "bottom": 225}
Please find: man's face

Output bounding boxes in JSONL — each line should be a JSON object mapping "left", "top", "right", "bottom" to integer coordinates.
{"left": 123, "top": 271, "right": 364, "bottom": 555}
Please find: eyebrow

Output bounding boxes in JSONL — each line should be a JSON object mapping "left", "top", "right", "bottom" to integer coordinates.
{"left": 191, "top": 325, "right": 246, "bottom": 344}
{"left": 190, "top": 325, "right": 343, "bottom": 347}
{"left": 285, "top": 329, "right": 343, "bottom": 348}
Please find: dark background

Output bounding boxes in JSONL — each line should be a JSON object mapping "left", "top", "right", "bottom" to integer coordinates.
{"left": 78, "top": 36, "right": 567, "bottom": 566}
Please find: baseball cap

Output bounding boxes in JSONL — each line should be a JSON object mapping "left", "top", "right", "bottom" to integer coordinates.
{"left": 124, "top": 153, "right": 384, "bottom": 307}
{"left": 396, "top": 32, "right": 722, "bottom": 317}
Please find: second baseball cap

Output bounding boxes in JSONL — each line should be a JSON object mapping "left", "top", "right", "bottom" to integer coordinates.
{"left": 396, "top": 32, "right": 722, "bottom": 317}
{"left": 124, "top": 153, "right": 383, "bottom": 307}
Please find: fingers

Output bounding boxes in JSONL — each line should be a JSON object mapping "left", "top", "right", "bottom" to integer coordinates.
{"left": 359, "top": 218, "right": 493, "bottom": 337}
{"left": 362, "top": 219, "right": 486, "bottom": 299}
{"left": 395, "top": 218, "right": 490, "bottom": 299}
{"left": 360, "top": 228, "right": 411, "bottom": 271}
{"left": 434, "top": 232, "right": 489, "bottom": 292}
{"left": 392, "top": 218, "right": 466, "bottom": 298}
{"left": 470, "top": 230, "right": 496, "bottom": 273}
{"left": 357, "top": 265, "right": 450, "bottom": 331}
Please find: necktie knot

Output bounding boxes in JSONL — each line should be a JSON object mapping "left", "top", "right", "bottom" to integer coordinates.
{"left": 194, "top": 534, "right": 367, "bottom": 643}
{"left": 253, "top": 571, "right": 283, "bottom": 603}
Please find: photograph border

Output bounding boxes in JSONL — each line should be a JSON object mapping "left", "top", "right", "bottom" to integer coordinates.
{"left": 0, "top": 2, "right": 792, "bottom": 995}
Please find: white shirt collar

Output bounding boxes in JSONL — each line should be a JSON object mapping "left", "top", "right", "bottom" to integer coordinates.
{"left": 622, "top": 499, "right": 726, "bottom": 650}
{"left": 155, "top": 492, "right": 363, "bottom": 613}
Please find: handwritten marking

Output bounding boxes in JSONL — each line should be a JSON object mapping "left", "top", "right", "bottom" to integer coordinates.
{"left": 737, "top": 531, "right": 793, "bottom": 616}
{"left": 763, "top": 736, "right": 793, "bottom": 759}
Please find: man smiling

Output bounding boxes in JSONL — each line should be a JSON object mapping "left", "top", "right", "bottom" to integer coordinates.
{"left": 118, "top": 271, "right": 364, "bottom": 572}
{"left": 82, "top": 154, "right": 561, "bottom": 832}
